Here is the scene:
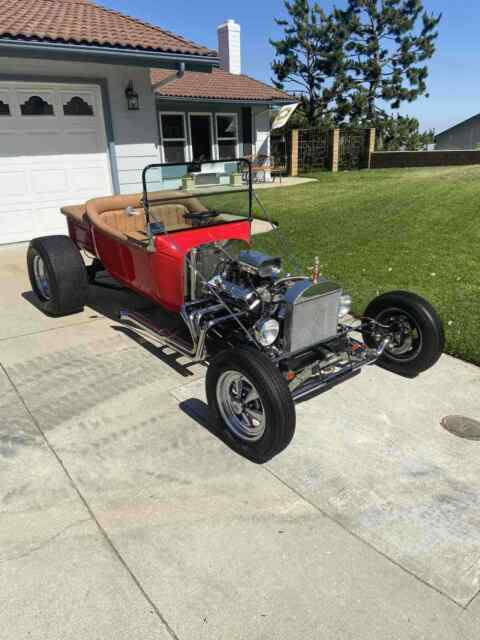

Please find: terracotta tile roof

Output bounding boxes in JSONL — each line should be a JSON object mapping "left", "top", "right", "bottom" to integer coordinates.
{"left": 0, "top": 0, "right": 217, "bottom": 57}
{"left": 152, "top": 68, "right": 294, "bottom": 103}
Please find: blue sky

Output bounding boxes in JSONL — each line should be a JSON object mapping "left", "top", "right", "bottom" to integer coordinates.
{"left": 109, "top": 0, "right": 477, "bottom": 134}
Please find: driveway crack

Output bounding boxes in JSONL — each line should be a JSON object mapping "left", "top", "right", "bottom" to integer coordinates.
{"left": 263, "top": 464, "right": 467, "bottom": 610}
{"left": 0, "top": 517, "right": 90, "bottom": 565}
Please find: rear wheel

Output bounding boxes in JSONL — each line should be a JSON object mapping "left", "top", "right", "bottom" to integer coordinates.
{"left": 206, "top": 347, "right": 296, "bottom": 463}
{"left": 27, "top": 236, "right": 88, "bottom": 316}
{"left": 362, "top": 290, "right": 444, "bottom": 377}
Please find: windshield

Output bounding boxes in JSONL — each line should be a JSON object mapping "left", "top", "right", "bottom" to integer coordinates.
{"left": 142, "top": 159, "right": 252, "bottom": 235}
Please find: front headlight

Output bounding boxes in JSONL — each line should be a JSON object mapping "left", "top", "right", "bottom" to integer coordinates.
{"left": 338, "top": 293, "right": 352, "bottom": 318}
{"left": 255, "top": 319, "right": 280, "bottom": 346}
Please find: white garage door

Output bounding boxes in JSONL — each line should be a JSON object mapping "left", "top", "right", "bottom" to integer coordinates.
{"left": 0, "top": 82, "right": 112, "bottom": 244}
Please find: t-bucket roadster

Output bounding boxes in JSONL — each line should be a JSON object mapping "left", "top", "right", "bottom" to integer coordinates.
{"left": 27, "top": 158, "right": 444, "bottom": 463}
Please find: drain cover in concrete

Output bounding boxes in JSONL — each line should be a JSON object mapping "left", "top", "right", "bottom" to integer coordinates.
{"left": 441, "top": 415, "right": 480, "bottom": 440}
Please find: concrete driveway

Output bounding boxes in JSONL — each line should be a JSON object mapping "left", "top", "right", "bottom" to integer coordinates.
{"left": 1, "top": 243, "right": 480, "bottom": 639}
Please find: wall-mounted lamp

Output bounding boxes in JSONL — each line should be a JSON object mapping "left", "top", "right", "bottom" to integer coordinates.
{"left": 125, "top": 81, "right": 140, "bottom": 111}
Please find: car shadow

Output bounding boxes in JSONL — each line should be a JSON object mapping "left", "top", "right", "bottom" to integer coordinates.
{"left": 22, "top": 271, "right": 150, "bottom": 321}
{"left": 112, "top": 325, "right": 203, "bottom": 378}
{"left": 178, "top": 397, "right": 250, "bottom": 460}
{"left": 22, "top": 274, "right": 202, "bottom": 379}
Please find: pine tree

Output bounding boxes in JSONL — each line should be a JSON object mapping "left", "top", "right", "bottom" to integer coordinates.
{"left": 376, "top": 113, "right": 435, "bottom": 150}
{"left": 334, "top": 0, "right": 441, "bottom": 124}
{"left": 270, "top": 0, "right": 347, "bottom": 126}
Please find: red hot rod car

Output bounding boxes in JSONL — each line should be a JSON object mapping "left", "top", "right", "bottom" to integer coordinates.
{"left": 27, "top": 159, "right": 444, "bottom": 462}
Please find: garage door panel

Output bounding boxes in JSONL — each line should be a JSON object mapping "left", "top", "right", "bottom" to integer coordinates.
{"left": 59, "top": 90, "right": 96, "bottom": 116}
{"left": 36, "top": 205, "right": 68, "bottom": 235}
{"left": 0, "top": 208, "right": 40, "bottom": 239}
{"left": 24, "top": 131, "right": 68, "bottom": 156}
{"left": 69, "top": 166, "right": 110, "bottom": 192}
{"left": 0, "top": 132, "right": 22, "bottom": 156}
{"left": 0, "top": 170, "right": 29, "bottom": 197}
{"left": 0, "top": 81, "right": 112, "bottom": 244}
{"left": 65, "top": 130, "right": 103, "bottom": 154}
{"left": 31, "top": 168, "right": 69, "bottom": 195}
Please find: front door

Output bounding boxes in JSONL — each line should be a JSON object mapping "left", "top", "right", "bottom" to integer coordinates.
{"left": 189, "top": 114, "right": 213, "bottom": 162}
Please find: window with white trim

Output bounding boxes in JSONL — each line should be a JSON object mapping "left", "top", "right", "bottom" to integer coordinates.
{"left": 216, "top": 114, "right": 238, "bottom": 160}
{"left": 160, "top": 113, "right": 187, "bottom": 163}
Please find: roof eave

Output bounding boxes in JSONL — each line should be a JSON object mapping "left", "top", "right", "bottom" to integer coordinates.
{"left": 0, "top": 38, "right": 220, "bottom": 69}
{"left": 155, "top": 94, "right": 296, "bottom": 106}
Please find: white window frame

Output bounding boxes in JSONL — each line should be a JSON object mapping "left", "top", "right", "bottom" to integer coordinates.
{"left": 215, "top": 112, "right": 239, "bottom": 160}
{"left": 158, "top": 111, "right": 188, "bottom": 163}
{"left": 188, "top": 112, "right": 215, "bottom": 162}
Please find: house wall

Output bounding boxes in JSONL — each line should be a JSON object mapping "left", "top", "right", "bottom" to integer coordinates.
{"left": 435, "top": 115, "right": 480, "bottom": 150}
{"left": 252, "top": 106, "right": 271, "bottom": 157}
{"left": 0, "top": 56, "right": 160, "bottom": 194}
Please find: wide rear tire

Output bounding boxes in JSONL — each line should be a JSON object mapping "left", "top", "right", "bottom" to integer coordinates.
{"left": 206, "top": 347, "right": 296, "bottom": 463}
{"left": 27, "top": 236, "right": 88, "bottom": 317}
{"left": 362, "top": 290, "right": 444, "bottom": 377}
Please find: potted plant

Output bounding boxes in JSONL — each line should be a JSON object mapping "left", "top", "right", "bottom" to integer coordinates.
{"left": 182, "top": 173, "right": 195, "bottom": 191}
{"left": 229, "top": 171, "right": 243, "bottom": 187}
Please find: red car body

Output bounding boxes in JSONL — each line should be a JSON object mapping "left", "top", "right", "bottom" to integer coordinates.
{"left": 67, "top": 215, "right": 251, "bottom": 312}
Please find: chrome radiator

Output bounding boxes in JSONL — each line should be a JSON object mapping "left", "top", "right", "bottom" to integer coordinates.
{"left": 283, "top": 278, "right": 342, "bottom": 353}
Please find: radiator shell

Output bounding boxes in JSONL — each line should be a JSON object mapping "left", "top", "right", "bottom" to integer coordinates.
{"left": 283, "top": 278, "right": 342, "bottom": 353}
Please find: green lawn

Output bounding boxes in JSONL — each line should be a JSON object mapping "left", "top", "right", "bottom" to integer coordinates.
{"left": 247, "top": 165, "right": 480, "bottom": 366}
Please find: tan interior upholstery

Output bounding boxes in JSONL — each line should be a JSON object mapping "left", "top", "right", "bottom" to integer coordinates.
{"left": 101, "top": 208, "right": 147, "bottom": 234}
{"left": 150, "top": 204, "right": 190, "bottom": 229}
{"left": 74, "top": 191, "right": 209, "bottom": 245}
{"left": 61, "top": 204, "right": 88, "bottom": 224}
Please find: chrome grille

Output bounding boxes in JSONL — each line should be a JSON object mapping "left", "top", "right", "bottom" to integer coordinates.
{"left": 283, "top": 279, "right": 342, "bottom": 353}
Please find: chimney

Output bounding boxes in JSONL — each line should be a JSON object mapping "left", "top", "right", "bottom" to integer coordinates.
{"left": 217, "top": 19, "right": 241, "bottom": 75}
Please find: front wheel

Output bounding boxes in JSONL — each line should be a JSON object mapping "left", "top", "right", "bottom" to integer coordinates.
{"left": 206, "top": 348, "right": 296, "bottom": 463}
{"left": 362, "top": 290, "right": 445, "bottom": 378}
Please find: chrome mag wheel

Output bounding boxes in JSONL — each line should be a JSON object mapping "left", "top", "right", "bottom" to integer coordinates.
{"left": 216, "top": 371, "right": 266, "bottom": 442}
{"left": 378, "top": 308, "right": 422, "bottom": 361}
{"left": 32, "top": 253, "right": 51, "bottom": 300}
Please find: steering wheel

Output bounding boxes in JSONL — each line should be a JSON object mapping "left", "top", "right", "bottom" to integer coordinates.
{"left": 183, "top": 210, "right": 222, "bottom": 222}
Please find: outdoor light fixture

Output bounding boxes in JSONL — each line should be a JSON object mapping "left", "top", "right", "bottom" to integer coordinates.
{"left": 125, "top": 81, "right": 139, "bottom": 111}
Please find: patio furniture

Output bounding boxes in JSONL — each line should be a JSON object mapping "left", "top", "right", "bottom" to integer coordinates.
{"left": 250, "top": 154, "right": 271, "bottom": 183}
{"left": 244, "top": 154, "right": 287, "bottom": 184}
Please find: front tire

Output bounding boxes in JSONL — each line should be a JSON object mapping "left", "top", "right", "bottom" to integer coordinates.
{"left": 206, "top": 347, "right": 296, "bottom": 463}
{"left": 27, "top": 236, "right": 88, "bottom": 317}
{"left": 362, "top": 290, "right": 445, "bottom": 377}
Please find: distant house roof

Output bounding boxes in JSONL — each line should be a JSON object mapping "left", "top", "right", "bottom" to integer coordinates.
{"left": 435, "top": 112, "right": 480, "bottom": 140}
{"left": 0, "top": 0, "right": 217, "bottom": 58}
{"left": 152, "top": 68, "right": 294, "bottom": 104}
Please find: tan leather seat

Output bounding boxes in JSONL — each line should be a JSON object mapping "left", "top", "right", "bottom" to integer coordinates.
{"left": 84, "top": 192, "right": 209, "bottom": 244}
{"left": 150, "top": 204, "right": 190, "bottom": 229}
{"left": 101, "top": 209, "right": 146, "bottom": 234}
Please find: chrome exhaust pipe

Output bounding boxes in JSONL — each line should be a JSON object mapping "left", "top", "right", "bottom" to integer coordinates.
{"left": 119, "top": 309, "right": 198, "bottom": 358}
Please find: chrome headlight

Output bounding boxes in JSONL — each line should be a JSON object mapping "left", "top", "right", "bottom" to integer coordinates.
{"left": 338, "top": 293, "right": 352, "bottom": 318}
{"left": 255, "top": 319, "right": 280, "bottom": 346}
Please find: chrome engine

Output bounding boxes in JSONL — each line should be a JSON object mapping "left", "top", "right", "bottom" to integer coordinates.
{"left": 184, "top": 243, "right": 348, "bottom": 355}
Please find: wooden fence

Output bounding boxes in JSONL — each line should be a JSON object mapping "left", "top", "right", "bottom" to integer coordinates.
{"left": 275, "top": 129, "right": 480, "bottom": 174}
{"left": 284, "top": 127, "right": 376, "bottom": 175}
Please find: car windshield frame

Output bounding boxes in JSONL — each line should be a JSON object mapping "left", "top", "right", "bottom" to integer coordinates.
{"left": 141, "top": 158, "right": 253, "bottom": 236}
